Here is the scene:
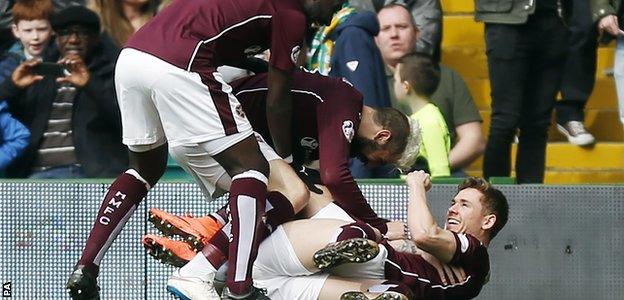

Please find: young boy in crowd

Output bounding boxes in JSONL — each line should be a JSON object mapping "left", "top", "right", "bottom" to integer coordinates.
{"left": 393, "top": 52, "right": 451, "bottom": 177}
{"left": 0, "top": 0, "right": 54, "bottom": 85}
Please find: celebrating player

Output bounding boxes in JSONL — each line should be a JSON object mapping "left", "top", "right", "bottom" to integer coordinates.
{"left": 66, "top": 0, "right": 346, "bottom": 299}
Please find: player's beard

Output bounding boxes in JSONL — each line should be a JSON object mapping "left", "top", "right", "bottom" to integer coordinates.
{"left": 351, "top": 135, "right": 379, "bottom": 165}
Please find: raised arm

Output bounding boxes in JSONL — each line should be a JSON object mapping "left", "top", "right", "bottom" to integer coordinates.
{"left": 405, "top": 170, "right": 456, "bottom": 263}
{"left": 266, "top": 9, "right": 306, "bottom": 158}
{"left": 318, "top": 83, "right": 390, "bottom": 233}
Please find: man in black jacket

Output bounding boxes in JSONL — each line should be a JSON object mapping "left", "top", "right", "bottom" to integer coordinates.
{"left": 0, "top": 6, "right": 127, "bottom": 178}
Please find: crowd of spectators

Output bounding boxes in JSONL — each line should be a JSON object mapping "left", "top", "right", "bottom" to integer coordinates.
{"left": 0, "top": 0, "right": 617, "bottom": 183}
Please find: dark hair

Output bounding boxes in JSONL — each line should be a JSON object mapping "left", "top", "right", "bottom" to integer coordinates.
{"left": 373, "top": 107, "right": 410, "bottom": 159}
{"left": 12, "top": 0, "right": 53, "bottom": 23}
{"left": 458, "top": 177, "right": 509, "bottom": 239}
{"left": 399, "top": 52, "right": 440, "bottom": 98}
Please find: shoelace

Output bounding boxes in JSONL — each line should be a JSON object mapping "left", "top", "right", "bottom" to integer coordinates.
{"left": 567, "top": 121, "right": 588, "bottom": 135}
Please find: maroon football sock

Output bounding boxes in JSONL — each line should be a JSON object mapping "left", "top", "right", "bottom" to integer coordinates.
{"left": 201, "top": 190, "right": 293, "bottom": 277}
{"left": 335, "top": 221, "right": 378, "bottom": 242}
{"left": 77, "top": 171, "right": 149, "bottom": 275}
{"left": 202, "top": 228, "right": 230, "bottom": 268}
{"left": 209, "top": 202, "right": 230, "bottom": 225}
{"left": 264, "top": 191, "right": 295, "bottom": 233}
{"left": 226, "top": 170, "right": 267, "bottom": 296}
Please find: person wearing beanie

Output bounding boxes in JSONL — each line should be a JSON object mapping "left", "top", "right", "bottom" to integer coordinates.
{"left": 0, "top": 5, "right": 127, "bottom": 179}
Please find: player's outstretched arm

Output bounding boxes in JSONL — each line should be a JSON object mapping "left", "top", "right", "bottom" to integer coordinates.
{"left": 266, "top": 65, "right": 293, "bottom": 159}
{"left": 405, "top": 171, "right": 456, "bottom": 263}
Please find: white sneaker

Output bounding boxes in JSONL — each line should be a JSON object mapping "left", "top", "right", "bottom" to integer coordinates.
{"left": 557, "top": 121, "right": 596, "bottom": 146}
{"left": 167, "top": 270, "right": 220, "bottom": 300}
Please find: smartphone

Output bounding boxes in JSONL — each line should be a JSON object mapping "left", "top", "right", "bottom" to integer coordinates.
{"left": 33, "top": 62, "right": 69, "bottom": 77}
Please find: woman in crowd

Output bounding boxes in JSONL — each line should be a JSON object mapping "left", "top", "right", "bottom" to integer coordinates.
{"left": 87, "top": 0, "right": 158, "bottom": 47}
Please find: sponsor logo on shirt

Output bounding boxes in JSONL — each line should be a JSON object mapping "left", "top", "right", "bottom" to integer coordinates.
{"left": 342, "top": 120, "right": 354, "bottom": 143}
{"left": 300, "top": 137, "right": 318, "bottom": 150}
{"left": 291, "top": 45, "right": 301, "bottom": 64}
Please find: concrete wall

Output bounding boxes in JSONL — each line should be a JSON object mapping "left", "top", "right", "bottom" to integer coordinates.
{"left": 0, "top": 182, "right": 622, "bottom": 299}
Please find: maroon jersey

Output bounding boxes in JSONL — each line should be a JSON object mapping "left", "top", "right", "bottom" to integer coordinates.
{"left": 230, "top": 70, "right": 390, "bottom": 231}
{"left": 383, "top": 233, "right": 490, "bottom": 299}
{"left": 125, "top": 0, "right": 305, "bottom": 74}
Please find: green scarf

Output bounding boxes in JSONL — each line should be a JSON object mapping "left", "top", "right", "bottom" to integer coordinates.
{"left": 306, "top": 4, "right": 357, "bottom": 75}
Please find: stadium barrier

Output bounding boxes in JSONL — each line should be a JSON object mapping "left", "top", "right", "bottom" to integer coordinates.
{"left": 0, "top": 180, "right": 622, "bottom": 299}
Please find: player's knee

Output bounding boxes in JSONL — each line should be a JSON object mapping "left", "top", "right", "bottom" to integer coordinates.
{"left": 286, "top": 181, "right": 309, "bottom": 213}
{"left": 128, "top": 144, "right": 168, "bottom": 186}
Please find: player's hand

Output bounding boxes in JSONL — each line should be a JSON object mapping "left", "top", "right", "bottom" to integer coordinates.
{"left": 11, "top": 59, "right": 44, "bottom": 88}
{"left": 57, "top": 54, "right": 90, "bottom": 88}
{"left": 384, "top": 221, "right": 409, "bottom": 241}
{"left": 290, "top": 162, "right": 323, "bottom": 194}
{"left": 420, "top": 252, "right": 467, "bottom": 285}
{"left": 598, "top": 14, "right": 624, "bottom": 36}
{"left": 405, "top": 170, "right": 432, "bottom": 192}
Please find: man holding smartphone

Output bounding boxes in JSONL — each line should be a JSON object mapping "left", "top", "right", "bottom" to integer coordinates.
{"left": 0, "top": 6, "right": 126, "bottom": 179}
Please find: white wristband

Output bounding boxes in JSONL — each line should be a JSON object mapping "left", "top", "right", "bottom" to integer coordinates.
{"left": 283, "top": 155, "right": 293, "bottom": 164}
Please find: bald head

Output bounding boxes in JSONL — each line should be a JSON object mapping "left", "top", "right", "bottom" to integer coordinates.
{"left": 375, "top": 4, "right": 418, "bottom": 68}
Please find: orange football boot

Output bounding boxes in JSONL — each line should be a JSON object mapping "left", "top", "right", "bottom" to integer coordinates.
{"left": 142, "top": 234, "right": 197, "bottom": 267}
{"left": 148, "top": 208, "right": 223, "bottom": 251}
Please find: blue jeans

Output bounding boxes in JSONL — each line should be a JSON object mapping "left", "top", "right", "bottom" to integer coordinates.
{"left": 29, "top": 165, "right": 85, "bottom": 179}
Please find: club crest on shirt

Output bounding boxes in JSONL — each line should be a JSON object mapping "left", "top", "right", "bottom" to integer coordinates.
{"left": 342, "top": 120, "right": 354, "bottom": 143}
{"left": 244, "top": 45, "right": 263, "bottom": 55}
{"left": 458, "top": 233, "right": 469, "bottom": 253}
{"left": 291, "top": 45, "right": 301, "bottom": 64}
{"left": 235, "top": 104, "right": 245, "bottom": 118}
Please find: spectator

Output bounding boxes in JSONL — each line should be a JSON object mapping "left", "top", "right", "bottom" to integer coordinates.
{"left": 371, "top": 0, "right": 442, "bottom": 62}
{"left": 87, "top": 0, "right": 158, "bottom": 47}
{"left": 477, "top": 0, "right": 570, "bottom": 183}
{"left": 592, "top": 0, "right": 624, "bottom": 126}
{"left": 0, "top": 5, "right": 127, "bottom": 178}
{"left": 0, "top": 0, "right": 55, "bottom": 85}
{"left": 307, "top": 3, "right": 395, "bottom": 178}
{"left": 395, "top": 53, "right": 450, "bottom": 177}
{"left": 1, "top": 0, "right": 84, "bottom": 50}
{"left": 556, "top": 0, "right": 598, "bottom": 146}
{"left": 376, "top": 3, "right": 485, "bottom": 175}
{"left": 0, "top": 0, "right": 14, "bottom": 54}
{"left": 307, "top": 4, "right": 389, "bottom": 108}
{"left": 0, "top": 100, "right": 29, "bottom": 173}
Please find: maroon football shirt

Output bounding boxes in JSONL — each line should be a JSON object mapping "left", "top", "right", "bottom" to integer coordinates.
{"left": 229, "top": 70, "right": 391, "bottom": 231}
{"left": 383, "top": 233, "right": 490, "bottom": 299}
{"left": 125, "top": 0, "right": 306, "bottom": 75}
